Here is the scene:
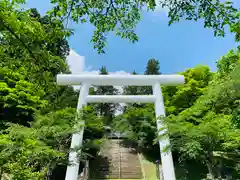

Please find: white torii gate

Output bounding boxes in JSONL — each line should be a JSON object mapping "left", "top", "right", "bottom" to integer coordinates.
{"left": 57, "top": 74, "right": 184, "bottom": 180}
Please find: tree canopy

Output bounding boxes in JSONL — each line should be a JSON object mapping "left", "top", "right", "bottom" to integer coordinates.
{"left": 49, "top": 0, "right": 240, "bottom": 53}
{"left": 4, "top": 0, "right": 240, "bottom": 53}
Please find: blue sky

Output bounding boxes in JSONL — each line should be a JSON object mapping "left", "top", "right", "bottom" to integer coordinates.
{"left": 25, "top": 0, "right": 239, "bottom": 74}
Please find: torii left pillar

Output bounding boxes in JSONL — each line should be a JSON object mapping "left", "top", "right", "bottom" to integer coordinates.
{"left": 64, "top": 84, "right": 89, "bottom": 180}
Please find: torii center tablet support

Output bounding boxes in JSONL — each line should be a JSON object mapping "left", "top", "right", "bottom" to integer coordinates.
{"left": 56, "top": 74, "right": 185, "bottom": 180}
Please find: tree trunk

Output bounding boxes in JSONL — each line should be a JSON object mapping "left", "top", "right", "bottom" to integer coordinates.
{"left": 206, "top": 150, "right": 215, "bottom": 179}
{"left": 206, "top": 161, "right": 215, "bottom": 179}
{"left": 46, "top": 166, "right": 53, "bottom": 180}
{"left": 0, "top": 168, "right": 3, "bottom": 180}
{"left": 216, "top": 159, "right": 222, "bottom": 178}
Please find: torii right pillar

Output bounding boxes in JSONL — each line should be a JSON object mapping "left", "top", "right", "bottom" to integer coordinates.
{"left": 153, "top": 83, "right": 175, "bottom": 180}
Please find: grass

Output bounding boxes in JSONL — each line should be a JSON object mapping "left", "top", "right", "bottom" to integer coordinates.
{"left": 140, "top": 154, "right": 158, "bottom": 180}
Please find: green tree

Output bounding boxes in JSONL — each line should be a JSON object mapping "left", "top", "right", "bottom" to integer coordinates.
{"left": 0, "top": 3, "right": 70, "bottom": 78}
{"left": 115, "top": 65, "right": 214, "bottom": 171}
{"left": 123, "top": 71, "right": 139, "bottom": 95}
{"left": 0, "top": 2, "right": 77, "bottom": 111}
{"left": 163, "top": 52, "right": 240, "bottom": 179}
{"left": 230, "top": 19, "right": 240, "bottom": 43}
{"left": 0, "top": 3, "right": 81, "bottom": 179}
{"left": 93, "top": 66, "right": 119, "bottom": 125}
{"left": 114, "top": 104, "right": 157, "bottom": 149}
{"left": 163, "top": 76, "right": 240, "bottom": 178}
{"left": 141, "top": 58, "right": 161, "bottom": 95}
{"left": 144, "top": 58, "right": 161, "bottom": 75}
{"left": 0, "top": 67, "right": 47, "bottom": 128}
{"left": 0, "top": 125, "right": 62, "bottom": 180}
{"left": 81, "top": 106, "right": 105, "bottom": 160}
{"left": 163, "top": 65, "right": 213, "bottom": 115}
{"left": 123, "top": 71, "right": 143, "bottom": 109}
{"left": 29, "top": 8, "right": 70, "bottom": 58}
{"left": 216, "top": 49, "right": 240, "bottom": 75}
{"left": 0, "top": 108, "right": 85, "bottom": 180}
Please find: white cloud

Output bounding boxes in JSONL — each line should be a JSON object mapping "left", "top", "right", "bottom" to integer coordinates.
{"left": 148, "top": 1, "right": 169, "bottom": 22}
{"left": 67, "top": 49, "right": 85, "bottom": 74}
{"left": 66, "top": 49, "right": 130, "bottom": 92}
{"left": 153, "top": 0, "right": 169, "bottom": 15}
{"left": 155, "top": 1, "right": 168, "bottom": 12}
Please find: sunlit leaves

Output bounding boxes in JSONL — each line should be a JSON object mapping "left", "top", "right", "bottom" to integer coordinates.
{"left": 162, "top": 52, "right": 240, "bottom": 178}
{"left": 0, "top": 2, "right": 81, "bottom": 179}
{"left": 115, "top": 104, "right": 156, "bottom": 148}
{"left": 0, "top": 124, "right": 64, "bottom": 180}
{"left": 0, "top": 68, "right": 48, "bottom": 127}
{"left": 48, "top": 0, "right": 240, "bottom": 53}
{"left": 163, "top": 65, "right": 212, "bottom": 115}
{"left": 161, "top": 0, "right": 239, "bottom": 36}
{"left": 216, "top": 49, "right": 240, "bottom": 75}
{"left": 0, "top": 4, "right": 70, "bottom": 87}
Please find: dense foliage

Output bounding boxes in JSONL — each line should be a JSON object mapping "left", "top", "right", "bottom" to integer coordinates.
{"left": 0, "top": 0, "right": 240, "bottom": 179}
{"left": 114, "top": 52, "right": 240, "bottom": 179}
{"left": 0, "top": 1, "right": 97, "bottom": 179}
{"left": 163, "top": 52, "right": 240, "bottom": 179}
{"left": 90, "top": 66, "right": 120, "bottom": 125}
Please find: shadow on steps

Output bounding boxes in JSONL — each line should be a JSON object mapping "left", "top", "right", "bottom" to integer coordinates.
{"left": 89, "top": 155, "right": 112, "bottom": 179}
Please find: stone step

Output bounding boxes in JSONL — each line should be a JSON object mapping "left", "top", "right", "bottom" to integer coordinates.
{"left": 120, "top": 171, "right": 142, "bottom": 173}
{"left": 120, "top": 164, "right": 141, "bottom": 166}
{"left": 90, "top": 140, "right": 143, "bottom": 179}
{"left": 120, "top": 157, "right": 139, "bottom": 159}
{"left": 96, "top": 169, "right": 119, "bottom": 172}
{"left": 120, "top": 168, "right": 141, "bottom": 170}
{"left": 94, "top": 168, "right": 119, "bottom": 171}
{"left": 120, "top": 164, "right": 141, "bottom": 167}
{"left": 91, "top": 174, "right": 119, "bottom": 178}
{"left": 92, "top": 171, "right": 119, "bottom": 175}
{"left": 120, "top": 170, "right": 142, "bottom": 173}
{"left": 92, "top": 171, "right": 119, "bottom": 174}
{"left": 93, "top": 167, "right": 141, "bottom": 172}
{"left": 120, "top": 156, "right": 138, "bottom": 158}
{"left": 121, "top": 174, "right": 143, "bottom": 177}
{"left": 121, "top": 174, "right": 142, "bottom": 177}
{"left": 120, "top": 159, "right": 140, "bottom": 161}
{"left": 120, "top": 165, "right": 141, "bottom": 167}
{"left": 91, "top": 174, "right": 120, "bottom": 178}
{"left": 121, "top": 176, "right": 142, "bottom": 179}
{"left": 91, "top": 167, "right": 119, "bottom": 171}
{"left": 120, "top": 169, "right": 142, "bottom": 172}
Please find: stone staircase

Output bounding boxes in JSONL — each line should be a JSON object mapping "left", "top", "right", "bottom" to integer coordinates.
{"left": 89, "top": 139, "right": 143, "bottom": 179}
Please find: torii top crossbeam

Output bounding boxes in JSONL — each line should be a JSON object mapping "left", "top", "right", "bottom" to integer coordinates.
{"left": 57, "top": 74, "right": 184, "bottom": 86}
